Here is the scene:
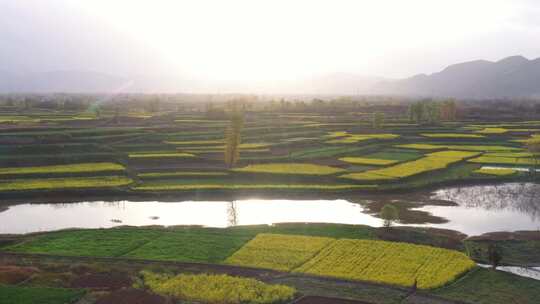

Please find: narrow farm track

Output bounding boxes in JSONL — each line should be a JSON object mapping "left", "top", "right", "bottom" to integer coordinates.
{"left": 0, "top": 251, "right": 467, "bottom": 304}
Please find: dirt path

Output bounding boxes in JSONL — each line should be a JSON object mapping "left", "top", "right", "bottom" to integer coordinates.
{"left": 0, "top": 251, "right": 466, "bottom": 304}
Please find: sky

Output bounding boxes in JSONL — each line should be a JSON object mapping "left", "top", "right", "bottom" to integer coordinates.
{"left": 1, "top": 0, "right": 540, "bottom": 83}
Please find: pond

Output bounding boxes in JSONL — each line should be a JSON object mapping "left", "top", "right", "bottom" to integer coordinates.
{"left": 0, "top": 199, "right": 383, "bottom": 234}
{"left": 0, "top": 183, "right": 538, "bottom": 235}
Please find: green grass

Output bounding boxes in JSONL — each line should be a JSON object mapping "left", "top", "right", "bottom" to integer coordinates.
{"left": 434, "top": 268, "right": 540, "bottom": 304}
{"left": 0, "top": 285, "right": 84, "bottom": 304}
{"left": 233, "top": 163, "right": 344, "bottom": 175}
{"left": 0, "top": 176, "right": 133, "bottom": 191}
{"left": 0, "top": 162, "right": 124, "bottom": 175}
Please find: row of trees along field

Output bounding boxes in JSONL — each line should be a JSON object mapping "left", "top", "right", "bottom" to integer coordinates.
{"left": 408, "top": 99, "right": 457, "bottom": 124}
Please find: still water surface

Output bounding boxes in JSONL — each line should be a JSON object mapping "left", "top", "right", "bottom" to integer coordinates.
{"left": 0, "top": 183, "right": 538, "bottom": 235}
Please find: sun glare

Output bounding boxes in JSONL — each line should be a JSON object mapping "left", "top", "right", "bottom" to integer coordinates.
{"left": 75, "top": 0, "right": 521, "bottom": 81}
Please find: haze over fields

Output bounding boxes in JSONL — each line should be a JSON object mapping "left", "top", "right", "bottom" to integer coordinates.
{"left": 1, "top": 0, "right": 540, "bottom": 97}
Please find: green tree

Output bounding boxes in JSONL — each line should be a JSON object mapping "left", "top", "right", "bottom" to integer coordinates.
{"left": 372, "top": 112, "right": 384, "bottom": 129}
{"left": 224, "top": 107, "right": 244, "bottom": 168}
{"left": 380, "top": 204, "right": 399, "bottom": 228}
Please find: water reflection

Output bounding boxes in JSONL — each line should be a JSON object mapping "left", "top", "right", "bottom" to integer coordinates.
{"left": 432, "top": 183, "right": 540, "bottom": 221}
{"left": 420, "top": 183, "right": 540, "bottom": 235}
{"left": 0, "top": 199, "right": 383, "bottom": 234}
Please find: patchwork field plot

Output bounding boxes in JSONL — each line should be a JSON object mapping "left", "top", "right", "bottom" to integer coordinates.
{"left": 143, "top": 272, "right": 296, "bottom": 304}
{"left": 341, "top": 151, "right": 479, "bottom": 181}
{"left": 225, "top": 234, "right": 334, "bottom": 271}
{"left": 295, "top": 239, "right": 475, "bottom": 289}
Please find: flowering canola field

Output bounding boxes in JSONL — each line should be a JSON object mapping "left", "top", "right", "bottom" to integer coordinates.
{"left": 225, "top": 234, "right": 334, "bottom": 271}
{"left": 341, "top": 150, "right": 479, "bottom": 181}
{"left": 295, "top": 239, "right": 475, "bottom": 289}
{"left": 143, "top": 271, "right": 296, "bottom": 304}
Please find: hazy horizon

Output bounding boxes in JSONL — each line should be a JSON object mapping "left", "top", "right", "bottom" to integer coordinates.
{"left": 2, "top": 0, "right": 539, "bottom": 81}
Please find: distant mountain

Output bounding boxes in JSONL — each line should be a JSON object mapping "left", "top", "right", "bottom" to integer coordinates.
{"left": 371, "top": 56, "right": 540, "bottom": 98}
{"left": 1, "top": 56, "right": 540, "bottom": 97}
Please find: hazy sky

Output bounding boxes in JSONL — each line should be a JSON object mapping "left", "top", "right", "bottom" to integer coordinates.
{"left": 1, "top": 0, "right": 540, "bottom": 81}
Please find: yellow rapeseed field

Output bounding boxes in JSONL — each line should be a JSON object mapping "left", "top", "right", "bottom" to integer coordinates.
{"left": 0, "top": 162, "right": 125, "bottom": 175}
{"left": 295, "top": 239, "right": 475, "bottom": 289}
{"left": 474, "top": 168, "right": 517, "bottom": 176}
{"left": 339, "top": 157, "right": 398, "bottom": 166}
{"left": 225, "top": 234, "right": 334, "bottom": 271}
{"left": 233, "top": 163, "right": 344, "bottom": 175}
{"left": 326, "top": 133, "right": 399, "bottom": 144}
{"left": 142, "top": 271, "right": 296, "bottom": 304}
{"left": 341, "top": 151, "right": 479, "bottom": 181}
{"left": 0, "top": 176, "right": 133, "bottom": 191}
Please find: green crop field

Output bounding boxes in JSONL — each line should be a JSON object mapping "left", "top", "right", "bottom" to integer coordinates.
{"left": 0, "top": 286, "right": 84, "bottom": 304}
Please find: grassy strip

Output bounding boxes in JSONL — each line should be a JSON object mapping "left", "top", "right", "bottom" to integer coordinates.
{"left": 128, "top": 152, "right": 195, "bottom": 158}
{"left": 0, "top": 176, "right": 132, "bottom": 191}
{"left": 0, "top": 162, "right": 124, "bottom": 175}
{"left": 133, "top": 184, "right": 372, "bottom": 191}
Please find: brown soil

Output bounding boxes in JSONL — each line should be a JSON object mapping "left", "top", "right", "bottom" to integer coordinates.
{"left": 0, "top": 265, "right": 39, "bottom": 284}
{"left": 467, "top": 231, "right": 540, "bottom": 241}
{"left": 95, "top": 288, "right": 167, "bottom": 304}
{"left": 70, "top": 272, "right": 132, "bottom": 290}
{"left": 293, "top": 296, "right": 373, "bottom": 304}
